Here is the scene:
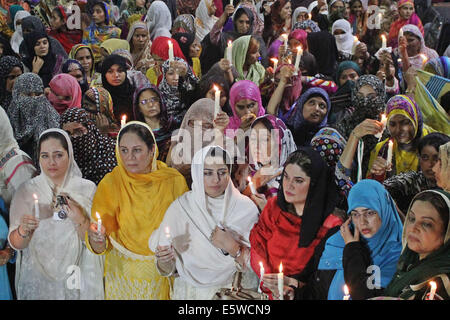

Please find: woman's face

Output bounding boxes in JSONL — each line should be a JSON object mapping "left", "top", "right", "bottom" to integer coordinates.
{"left": 249, "top": 121, "right": 274, "bottom": 165}
{"left": 357, "top": 84, "right": 377, "bottom": 98}
{"left": 235, "top": 13, "right": 251, "bottom": 34}
{"left": 234, "top": 98, "right": 259, "bottom": 118}
{"left": 92, "top": 5, "right": 106, "bottom": 25}
{"left": 136, "top": 0, "right": 146, "bottom": 7}
{"left": 288, "top": 38, "right": 301, "bottom": 52}
{"left": 296, "top": 12, "right": 308, "bottom": 23}
{"left": 330, "top": 0, "right": 345, "bottom": 14}
{"left": 399, "top": 3, "right": 414, "bottom": 20}
{"left": 419, "top": 145, "right": 439, "bottom": 183}
{"left": 405, "top": 200, "right": 445, "bottom": 259}
{"left": 105, "top": 64, "right": 126, "bottom": 86}
{"left": 119, "top": 132, "right": 154, "bottom": 174}
{"left": 138, "top": 89, "right": 161, "bottom": 119}
{"left": 207, "top": 0, "right": 217, "bottom": 16}
{"left": 302, "top": 95, "right": 328, "bottom": 124}
{"left": 189, "top": 39, "right": 201, "bottom": 58}
{"left": 379, "top": 59, "right": 396, "bottom": 77}
{"left": 203, "top": 156, "right": 230, "bottom": 198}
{"left": 132, "top": 28, "right": 149, "bottom": 51}
{"left": 282, "top": 163, "right": 311, "bottom": 207}
{"left": 388, "top": 114, "right": 415, "bottom": 145}
{"left": 75, "top": 48, "right": 93, "bottom": 74}
{"left": 351, "top": 0, "right": 362, "bottom": 16}
{"left": 405, "top": 33, "right": 421, "bottom": 57}
{"left": 280, "top": 1, "right": 292, "bottom": 21}
{"left": 206, "top": 85, "right": 227, "bottom": 108}
{"left": 34, "top": 37, "right": 49, "bottom": 57}
{"left": 50, "top": 10, "right": 65, "bottom": 30}
{"left": 39, "top": 137, "right": 70, "bottom": 184}
{"left": 5, "top": 66, "right": 22, "bottom": 92}
{"left": 350, "top": 207, "right": 383, "bottom": 239}
{"left": 245, "top": 41, "right": 260, "bottom": 66}
{"left": 339, "top": 68, "right": 359, "bottom": 86}
{"left": 432, "top": 157, "right": 445, "bottom": 189}
{"left": 165, "top": 67, "right": 179, "bottom": 86}
{"left": 68, "top": 68, "right": 84, "bottom": 83}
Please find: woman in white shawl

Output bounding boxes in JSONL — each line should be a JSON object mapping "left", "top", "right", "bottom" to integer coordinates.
{"left": 10, "top": 10, "right": 30, "bottom": 54}
{"left": 195, "top": 0, "right": 219, "bottom": 42}
{"left": 0, "top": 106, "right": 35, "bottom": 208}
{"left": 7, "top": 128, "right": 104, "bottom": 300}
{"left": 332, "top": 19, "right": 354, "bottom": 59}
{"left": 145, "top": 0, "right": 172, "bottom": 41}
{"left": 150, "top": 145, "right": 259, "bottom": 300}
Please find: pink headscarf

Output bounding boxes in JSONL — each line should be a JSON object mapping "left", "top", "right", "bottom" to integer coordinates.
{"left": 288, "top": 29, "right": 308, "bottom": 50}
{"left": 226, "top": 80, "right": 265, "bottom": 136}
{"left": 47, "top": 73, "right": 82, "bottom": 115}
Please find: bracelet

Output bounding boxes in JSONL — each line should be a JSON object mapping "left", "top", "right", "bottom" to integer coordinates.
{"left": 17, "top": 226, "right": 30, "bottom": 239}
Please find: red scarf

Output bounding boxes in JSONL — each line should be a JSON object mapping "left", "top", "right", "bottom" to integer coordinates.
{"left": 387, "top": 13, "right": 424, "bottom": 48}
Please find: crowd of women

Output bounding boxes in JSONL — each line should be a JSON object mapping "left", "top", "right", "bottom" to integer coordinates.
{"left": 0, "top": 0, "right": 449, "bottom": 301}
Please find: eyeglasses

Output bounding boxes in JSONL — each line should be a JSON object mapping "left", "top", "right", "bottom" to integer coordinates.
{"left": 350, "top": 210, "right": 378, "bottom": 220}
{"left": 140, "top": 97, "right": 160, "bottom": 105}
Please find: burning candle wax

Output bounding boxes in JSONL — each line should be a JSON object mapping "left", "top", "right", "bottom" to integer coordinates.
{"left": 381, "top": 34, "right": 387, "bottom": 49}
{"left": 165, "top": 226, "right": 172, "bottom": 244}
{"left": 95, "top": 212, "right": 102, "bottom": 234}
{"left": 343, "top": 285, "right": 350, "bottom": 300}
{"left": 168, "top": 40, "right": 174, "bottom": 62}
{"left": 386, "top": 140, "right": 394, "bottom": 168}
{"left": 429, "top": 281, "right": 437, "bottom": 300}
{"left": 213, "top": 85, "right": 220, "bottom": 119}
{"left": 352, "top": 36, "right": 358, "bottom": 55}
{"left": 399, "top": 28, "right": 403, "bottom": 39}
{"left": 294, "top": 46, "right": 302, "bottom": 75}
{"left": 33, "top": 193, "right": 39, "bottom": 219}
{"left": 375, "top": 113, "right": 387, "bottom": 139}
{"left": 278, "top": 262, "right": 284, "bottom": 300}
{"left": 258, "top": 261, "right": 265, "bottom": 293}
{"left": 121, "top": 115, "right": 127, "bottom": 128}
{"left": 282, "top": 34, "right": 288, "bottom": 48}
{"left": 248, "top": 176, "right": 257, "bottom": 195}
{"left": 226, "top": 40, "right": 232, "bottom": 63}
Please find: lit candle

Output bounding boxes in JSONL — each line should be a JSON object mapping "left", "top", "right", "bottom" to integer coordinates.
{"left": 343, "top": 285, "right": 350, "bottom": 300}
{"left": 95, "top": 212, "right": 102, "bottom": 234}
{"left": 386, "top": 139, "right": 394, "bottom": 168}
{"left": 258, "top": 261, "right": 265, "bottom": 293}
{"left": 33, "top": 193, "right": 39, "bottom": 219}
{"left": 168, "top": 40, "right": 174, "bottom": 62}
{"left": 381, "top": 34, "right": 386, "bottom": 49}
{"left": 121, "top": 115, "right": 127, "bottom": 128}
{"left": 165, "top": 226, "right": 172, "bottom": 244}
{"left": 429, "top": 281, "right": 437, "bottom": 300}
{"left": 270, "top": 57, "right": 278, "bottom": 81}
{"left": 378, "top": 13, "right": 382, "bottom": 29}
{"left": 281, "top": 33, "right": 288, "bottom": 48}
{"left": 293, "top": 46, "right": 302, "bottom": 75}
{"left": 375, "top": 113, "right": 387, "bottom": 139}
{"left": 226, "top": 40, "right": 232, "bottom": 64}
{"left": 399, "top": 28, "right": 403, "bottom": 39}
{"left": 247, "top": 176, "right": 257, "bottom": 195}
{"left": 308, "top": 13, "right": 312, "bottom": 20}
{"left": 229, "top": 0, "right": 232, "bottom": 6}
{"left": 352, "top": 36, "right": 358, "bottom": 55}
{"left": 213, "top": 85, "right": 220, "bottom": 119}
{"left": 420, "top": 54, "right": 428, "bottom": 67}
{"left": 278, "top": 262, "right": 284, "bottom": 300}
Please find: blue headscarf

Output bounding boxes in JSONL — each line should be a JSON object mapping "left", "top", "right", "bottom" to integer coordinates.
{"left": 318, "top": 179, "right": 403, "bottom": 300}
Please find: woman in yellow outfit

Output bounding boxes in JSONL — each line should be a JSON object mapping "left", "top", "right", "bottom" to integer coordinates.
{"left": 86, "top": 121, "right": 189, "bottom": 299}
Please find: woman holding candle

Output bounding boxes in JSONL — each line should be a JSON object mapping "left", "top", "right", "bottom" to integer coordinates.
{"left": 8, "top": 128, "right": 104, "bottom": 299}
{"left": 382, "top": 190, "right": 450, "bottom": 300}
{"left": 249, "top": 148, "right": 343, "bottom": 300}
{"left": 263, "top": 0, "right": 292, "bottom": 48}
{"left": 172, "top": 32, "right": 203, "bottom": 78}
{"left": 368, "top": 94, "right": 431, "bottom": 182}
{"left": 82, "top": 87, "right": 119, "bottom": 136}
{"left": 86, "top": 121, "right": 189, "bottom": 299}
{"left": 150, "top": 145, "right": 259, "bottom": 299}
{"left": 387, "top": 0, "right": 424, "bottom": 49}
{"left": 196, "top": 72, "right": 232, "bottom": 116}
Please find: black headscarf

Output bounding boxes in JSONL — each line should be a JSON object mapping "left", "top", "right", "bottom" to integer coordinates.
{"left": 277, "top": 147, "right": 339, "bottom": 248}
{"left": 101, "top": 54, "right": 135, "bottom": 121}
{"left": 0, "top": 34, "right": 17, "bottom": 58}
{"left": 172, "top": 32, "right": 195, "bottom": 66}
{"left": 307, "top": 31, "right": 339, "bottom": 78}
{"left": 0, "top": 55, "right": 23, "bottom": 111}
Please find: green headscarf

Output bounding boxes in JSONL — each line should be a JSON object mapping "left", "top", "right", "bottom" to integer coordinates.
{"left": 231, "top": 35, "right": 265, "bottom": 85}
{"left": 384, "top": 190, "right": 450, "bottom": 299}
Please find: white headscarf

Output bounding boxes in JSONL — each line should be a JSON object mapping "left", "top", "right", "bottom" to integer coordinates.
{"left": 10, "top": 10, "right": 30, "bottom": 54}
{"left": 292, "top": 6, "right": 308, "bottom": 29}
{"left": 195, "top": 0, "right": 219, "bottom": 42}
{"left": 401, "top": 24, "right": 439, "bottom": 69}
{"left": 145, "top": 0, "right": 172, "bottom": 40}
{"left": 0, "top": 106, "right": 19, "bottom": 159}
{"left": 149, "top": 145, "right": 259, "bottom": 288}
{"left": 332, "top": 19, "right": 354, "bottom": 54}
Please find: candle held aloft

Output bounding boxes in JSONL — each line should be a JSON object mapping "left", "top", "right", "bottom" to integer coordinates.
{"left": 429, "top": 281, "right": 437, "bottom": 300}
{"left": 293, "top": 46, "right": 302, "bottom": 75}
{"left": 248, "top": 176, "right": 257, "bottom": 195}
{"left": 278, "top": 262, "right": 284, "bottom": 300}
{"left": 399, "top": 28, "right": 403, "bottom": 39}
{"left": 213, "top": 85, "right": 220, "bottom": 119}
{"left": 33, "top": 193, "right": 39, "bottom": 219}
{"left": 375, "top": 113, "right": 387, "bottom": 139}
{"left": 343, "top": 285, "right": 350, "bottom": 300}
{"left": 121, "top": 115, "right": 127, "bottom": 128}
{"left": 270, "top": 58, "right": 278, "bottom": 81}
{"left": 386, "top": 140, "right": 394, "bottom": 169}
{"left": 282, "top": 33, "right": 288, "bottom": 47}
{"left": 226, "top": 40, "right": 232, "bottom": 64}
{"left": 95, "top": 212, "right": 102, "bottom": 234}
{"left": 258, "top": 261, "right": 265, "bottom": 293}
{"left": 168, "top": 40, "right": 174, "bottom": 62}
{"left": 420, "top": 54, "right": 428, "bottom": 66}
{"left": 351, "top": 36, "right": 358, "bottom": 55}
{"left": 381, "top": 34, "right": 387, "bottom": 49}
{"left": 165, "top": 226, "right": 172, "bottom": 244}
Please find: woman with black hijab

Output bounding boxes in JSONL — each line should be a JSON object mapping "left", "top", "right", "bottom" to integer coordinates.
{"left": 0, "top": 55, "right": 23, "bottom": 111}
{"left": 307, "top": 31, "right": 339, "bottom": 79}
{"left": 101, "top": 54, "right": 150, "bottom": 122}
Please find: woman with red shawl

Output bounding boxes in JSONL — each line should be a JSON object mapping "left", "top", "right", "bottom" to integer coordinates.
{"left": 47, "top": 73, "right": 82, "bottom": 115}
{"left": 387, "top": 0, "right": 424, "bottom": 49}
{"left": 47, "top": 5, "right": 82, "bottom": 54}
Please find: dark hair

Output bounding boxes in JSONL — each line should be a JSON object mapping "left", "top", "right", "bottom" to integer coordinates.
{"left": 38, "top": 131, "right": 69, "bottom": 155}
{"left": 52, "top": 7, "right": 65, "bottom": 23}
{"left": 118, "top": 123, "right": 155, "bottom": 151}
{"left": 205, "top": 147, "right": 232, "bottom": 172}
{"left": 440, "top": 91, "right": 450, "bottom": 114}
{"left": 412, "top": 191, "right": 449, "bottom": 236}
{"left": 277, "top": 149, "right": 313, "bottom": 213}
{"left": 418, "top": 132, "right": 450, "bottom": 155}
{"left": 251, "top": 115, "right": 274, "bottom": 131}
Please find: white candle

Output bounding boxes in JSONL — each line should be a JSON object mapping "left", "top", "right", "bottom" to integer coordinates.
{"left": 270, "top": 58, "right": 278, "bottom": 81}
{"left": 343, "top": 285, "right": 350, "bottom": 300}
{"left": 247, "top": 176, "right": 257, "bottom": 195}
{"left": 168, "top": 40, "right": 174, "bottom": 62}
{"left": 213, "top": 85, "right": 220, "bottom": 119}
{"left": 386, "top": 140, "right": 394, "bottom": 168}
{"left": 95, "top": 212, "right": 102, "bottom": 234}
{"left": 229, "top": 0, "right": 232, "bottom": 6}
{"left": 420, "top": 54, "right": 428, "bottom": 67}
{"left": 308, "top": 13, "right": 312, "bottom": 20}
{"left": 278, "top": 262, "right": 284, "bottom": 300}
{"left": 293, "top": 46, "right": 302, "bottom": 75}
{"left": 33, "top": 193, "right": 39, "bottom": 219}
{"left": 375, "top": 113, "right": 387, "bottom": 139}
{"left": 381, "top": 34, "right": 387, "bottom": 49}
{"left": 351, "top": 36, "right": 358, "bottom": 55}
{"left": 258, "top": 261, "right": 265, "bottom": 293}
{"left": 165, "top": 226, "right": 172, "bottom": 244}
{"left": 226, "top": 40, "right": 232, "bottom": 64}
{"left": 282, "top": 34, "right": 288, "bottom": 47}
{"left": 121, "top": 115, "right": 127, "bottom": 128}
{"left": 429, "top": 281, "right": 437, "bottom": 300}
{"left": 399, "top": 28, "right": 403, "bottom": 39}
{"left": 378, "top": 13, "right": 382, "bottom": 29}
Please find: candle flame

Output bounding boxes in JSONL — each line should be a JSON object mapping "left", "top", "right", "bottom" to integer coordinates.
{"left": 259, "top": 261, "right": 263, "bottom": 268}
{"left": 279, "top": 262, "right": 283, "bottom": 273}
{"left": 344, "top": 285, "right": 349, "bottom": 295}
{"left": 122, "top": 115, "right": 126, "bottom": 121}
{"left": 388, "top": 140, "right": 394, "bottom": 147}
{"left": 227, "top": 40, "right": 232, "bottom": 46}
{"left": 33, "top": 193, "right": 38, "bottom": 201}
{"left": 95, "top": 212, "right": 101, "bottom": 220}
{"left": 165, "top": 226, "right": 170, "bottom": 234}
{"left": 213, "top": 84, "right": 219, "bottom": 92}
{"left": 308, "top": 13, "right": 312, "bottom": 20}
{"left": 168, "top": 40, "right": 172, "bottom": 46}
{"left": 420, "top": 54, "right": 428, "bottom": 63}
{"left": 270, "top": 57, "right": 278, "bottom": 64}
{"left": 381, "top": 34, "right": 386, "bottom": 41}
{"left": 248, "top": 176, "right": 253, "bottom": 184}
{"left": 287, "top": 58, "right": 292, "bottom": 65}
{"left": 297, "top": 45, "right": 302, "bottom": 52}
{"left": 282, "top": 33, "right": 288, "bottom": 40}
{"left": 354, "top": 36, "right": 358, "bottom": 42}
{"left": 430, "top": 281, "right": 437, "bottom": 290}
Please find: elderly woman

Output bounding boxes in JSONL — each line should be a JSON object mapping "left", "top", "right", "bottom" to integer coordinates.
{"left": 150, "top": 145, "right": 259, "bottom": 299}
{"left": 127, "top": 21, "right": 153, "bottom": 75}
{"left": 8, "top": 128, "right": 104, "bottom": 299}
{"left": 86, "top": 121, "right": 189, "bottom": 299}
{"left": 433, "top": 141, "right": 450, "bottom": 193}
